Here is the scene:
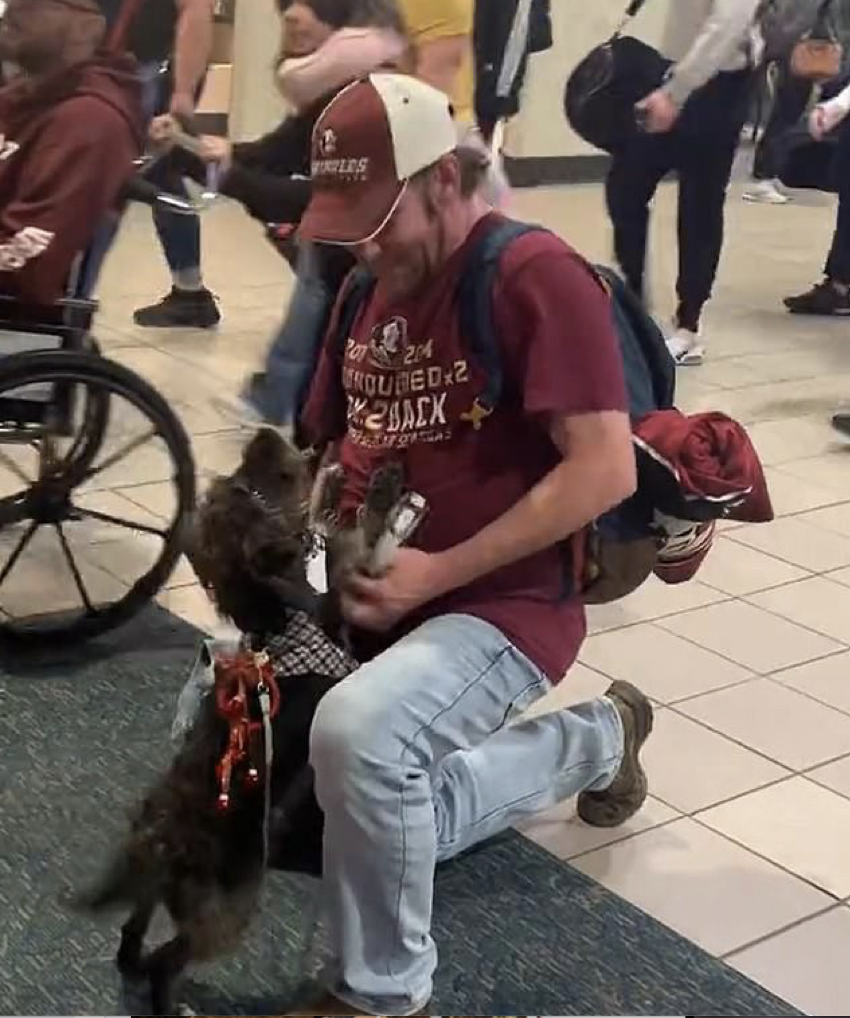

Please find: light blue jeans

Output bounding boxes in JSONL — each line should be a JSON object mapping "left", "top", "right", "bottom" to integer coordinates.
{"left": 309, "top": 613, "right": 624, "bottom": 1014}
{"left": 244, "top": 243, "right": 333, "bottom": 426}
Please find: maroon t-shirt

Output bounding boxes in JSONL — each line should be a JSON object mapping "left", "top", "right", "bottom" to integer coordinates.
{"left": 303, "top": 214, "right": 628, "bottom": 682}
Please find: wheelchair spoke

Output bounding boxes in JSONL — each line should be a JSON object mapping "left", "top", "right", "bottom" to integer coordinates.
{"left": 83, "top": 426, "right": 158, "bottom": 483}
{"left": 70, "top": 506, "right": 168, "bottom": 539}
{"left": 0, "top": 492, "right": 28, "bottom": 528}
{"left": 53, "top": 522, "right": 94, "bottom": 615}
{"left": 0, "top": 520, "right": 38, "bottom": 588}
{"left": 0, "top": 448, "right": 32, "bottom": 485}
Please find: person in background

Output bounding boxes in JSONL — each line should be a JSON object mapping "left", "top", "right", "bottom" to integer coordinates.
{"left": 397, "top": 0, "right": 474, "bottom": 124}
{"left": 473, "top": 0, "right": 552, "bottom": 144}
{"left": 0, "top": 0, "right": 143, "bottom": 303}
{"left": 742, "top": 57, "right": 815, "bottom": 204}
{"left": 744, "top": 0, "right": 850, "bottom": 204}
{"left": 221, "top": 0, "right": 492, "bottom": 433}
{"left": 91, "top": 0, "right": 218, "bottom": 329}
{"left": 165, "top": 0, "right": 406, "bottom": 228}
{"left": 793, "top": 77, "right": 850, "bottom": 438}
{"left": 784, "top": 78, "right": 850, "bottom": 324}
{"left": 285, "top": 72, "right": 653, "bottom": 1017}
{"left": 606, "top": 0, "right": 761, "bottom": 367}
{"left": 207, "top": 0, "right": 407, "bottom": 432}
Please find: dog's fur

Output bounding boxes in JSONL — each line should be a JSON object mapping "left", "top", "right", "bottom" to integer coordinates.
{"left": 72, "top": 428, "right": 405, "bottom": 1015}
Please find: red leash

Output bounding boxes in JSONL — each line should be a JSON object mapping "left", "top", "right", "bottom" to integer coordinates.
{"left": 214, "top": 650, "right": 281, "bottom": 812}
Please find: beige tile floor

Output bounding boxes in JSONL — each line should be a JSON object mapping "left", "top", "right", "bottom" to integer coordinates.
{"left": 7, "top": 179, "right": 850, "bottom": 1013}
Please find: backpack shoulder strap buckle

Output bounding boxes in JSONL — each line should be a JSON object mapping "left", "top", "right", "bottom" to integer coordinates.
{"left": 460, "top": 397, "right": 495, "bottom": 430}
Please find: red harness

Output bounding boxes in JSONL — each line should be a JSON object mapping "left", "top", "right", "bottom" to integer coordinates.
{"left": 213, "top": 650, "right": 281, "bottom": 812}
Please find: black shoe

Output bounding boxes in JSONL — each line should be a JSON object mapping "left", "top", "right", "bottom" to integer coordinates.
{"left": 133, "top": 286, "right": 221, "bottom": 328}
{"left": 577, "top": 680, "right": 654, "bottom": 828}
{"left": 832, "top": 413, "right": 850, "bottom": 439}
{"left": 784, "top": 280, "right": 850, "bottom": 316}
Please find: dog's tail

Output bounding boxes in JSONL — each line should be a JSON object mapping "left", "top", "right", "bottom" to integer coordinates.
{"left": 68, "top": 851, "right": 143, "bottom": 914}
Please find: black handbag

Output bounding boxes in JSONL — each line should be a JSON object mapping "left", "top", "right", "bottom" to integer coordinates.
{"left": 564, "top": 0, "right": 671, "bottom": 153}
{"left": 777, "top": 121, "right": 840, "bottom": 192}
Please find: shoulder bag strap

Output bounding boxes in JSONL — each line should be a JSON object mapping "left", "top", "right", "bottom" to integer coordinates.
{"left": 614, "top": 0, "right": 654, "bottom": 38}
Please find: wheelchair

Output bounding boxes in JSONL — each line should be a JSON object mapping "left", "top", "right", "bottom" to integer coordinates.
{"left": 0, "top": 203, "right": 197, "bottom": 645}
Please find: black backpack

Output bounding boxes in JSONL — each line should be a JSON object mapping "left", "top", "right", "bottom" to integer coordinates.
{"left": 564, "top": 0, "right": 671, "bottom": 153}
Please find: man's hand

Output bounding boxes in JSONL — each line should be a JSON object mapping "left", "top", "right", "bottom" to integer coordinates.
{"left": 636, "top": 90, "right": 680, "bottom": 134}
{"left": 810, "top": 101, "right": 847, "bottom": 141}
{"left": 198, "top": 134, "right": 232, "bottom": 168}
{"left": 169, "top": 89, "right": 196, "bottom": 121}
{"left": 148, "top": 113, "right": 178, "bottom": 149}
{"left": 341, "top": 548, "right": 446, "bottom": 632}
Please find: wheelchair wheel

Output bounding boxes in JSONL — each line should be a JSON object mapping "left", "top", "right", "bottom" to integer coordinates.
{"left": 0, "top": 349, "right": 196, "bottom": 644}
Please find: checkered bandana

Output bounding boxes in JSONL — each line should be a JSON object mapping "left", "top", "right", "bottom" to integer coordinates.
{"left": 251, "top": 610, "right": 357, "bottom": 681}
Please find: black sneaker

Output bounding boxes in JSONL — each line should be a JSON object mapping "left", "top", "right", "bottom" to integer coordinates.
{"left": 577, "top": 680, "right": 654, "bottom": 828}
{"left": 133, "top": 287, "right": 221, "bottom": 328}
{"left": 784, "top": 280, "right": 850, "bottom": 316}
{"left": 832, "top": 413, "right": 850, "bottom": 439}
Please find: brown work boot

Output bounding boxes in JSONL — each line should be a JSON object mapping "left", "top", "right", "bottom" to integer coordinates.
{"left": 577, "top": 680, "right": 654, "bottom": 828}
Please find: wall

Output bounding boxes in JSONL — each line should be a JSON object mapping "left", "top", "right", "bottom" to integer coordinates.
{"left": 225, "top": 0, "right": 675, "bottom": 154}
{"left": 503, "top": 0, "right": 673, "bottom": 175}
{"left": 228, "top": 0, "right": 286, "bottom": 141}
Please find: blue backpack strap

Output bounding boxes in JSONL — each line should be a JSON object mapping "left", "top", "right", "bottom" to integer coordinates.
{"left": 593, "top": 264, "right": 676, "bottom": 417}
{"left": 334, "top": 265, "right": 377, "bottom": 357}
{"left": 456, "top": 218, "right": 547, "bottom": 429}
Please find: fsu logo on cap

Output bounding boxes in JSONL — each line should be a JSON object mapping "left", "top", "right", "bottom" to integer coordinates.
{"left": 317, "top": 128, "right": 337, "bottom": 158}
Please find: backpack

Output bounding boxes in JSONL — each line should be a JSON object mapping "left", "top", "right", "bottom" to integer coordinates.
{"left": 331, "top": 218, "right": 677, "bottom": 601}
{"left": 759, "top": 0, "right": 831, "bottom": 60}
{"left": 563, "top": 0, "right": 670, "bottom": 155}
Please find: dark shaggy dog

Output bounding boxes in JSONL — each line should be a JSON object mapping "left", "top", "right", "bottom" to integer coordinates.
{"left": 73, "top": 428, "right": 406, "bottom": 1015}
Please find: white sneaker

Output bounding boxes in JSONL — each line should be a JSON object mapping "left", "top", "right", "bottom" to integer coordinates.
{"left": 212, "top": 392, "right": 297, "bottom": 443}
{"left": 667, "top": 325, "right": 705, "bottom": 366}
{"left": 742, "top": 179, "right": 789, "bottom": 205}
{"left": 212, "top": 392, "right": 265, "bottom": 429}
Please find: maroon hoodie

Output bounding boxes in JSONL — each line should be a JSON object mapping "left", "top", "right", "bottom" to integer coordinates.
{"left": 0, "top": 52, "right": 144, "bottom": 304}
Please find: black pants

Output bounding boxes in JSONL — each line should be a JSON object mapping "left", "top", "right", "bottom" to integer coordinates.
{"left": 606, "top": 70, "right": 752, "bottom": 330}
{"left": 753, "top": 61, "right": 813, "bottom": 180}
{"left": 826, "top": 118, "right": 850, "bottom": 282}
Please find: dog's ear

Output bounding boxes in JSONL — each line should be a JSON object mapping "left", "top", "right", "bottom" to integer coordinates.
{"left": 243, "top": 530, "right": 317, "bottom": 614}
{"left": 242, "top": 529, "right": 301, "bottom": 582}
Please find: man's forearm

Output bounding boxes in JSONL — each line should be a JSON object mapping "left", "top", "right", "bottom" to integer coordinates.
{"left": 173, "top": 0, "right": 214, "bottom": 101}
{"left": 428, "top": 452, "right": 636, "bottom": 599}
{"left": 662, "top": 0, "right": 760, "bottom": 108}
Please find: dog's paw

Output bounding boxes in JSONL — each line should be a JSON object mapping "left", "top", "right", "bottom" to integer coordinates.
{"left": 312, "top": 464, "right": 345, "bottom": 522}
{"left": 116, "top": 946, "right": 148, "bottom": 982}
{"left": 366, "top": 461, "right": 405, "bottom": 515}
{"left": 177, "top": 1003, "right": 196, "bottom": 1016}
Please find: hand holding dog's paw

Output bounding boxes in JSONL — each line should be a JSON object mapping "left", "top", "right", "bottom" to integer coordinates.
{"left": 341, "top": 548, "right": 445, "bottom": 632}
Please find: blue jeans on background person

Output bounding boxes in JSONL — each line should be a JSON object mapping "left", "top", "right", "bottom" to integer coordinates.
{"left": 242, "top": 242, "right": 334, "bottom": 428}
{"left": 309, "top": 612, "right": 624, "bottom": 1014}
{"left": 79, "top": 61, "right": 202, "bottom": 300}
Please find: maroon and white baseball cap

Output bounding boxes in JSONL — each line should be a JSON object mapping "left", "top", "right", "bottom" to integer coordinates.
{"left": 299, "top": 73, "right": 458, "bottom": 246}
